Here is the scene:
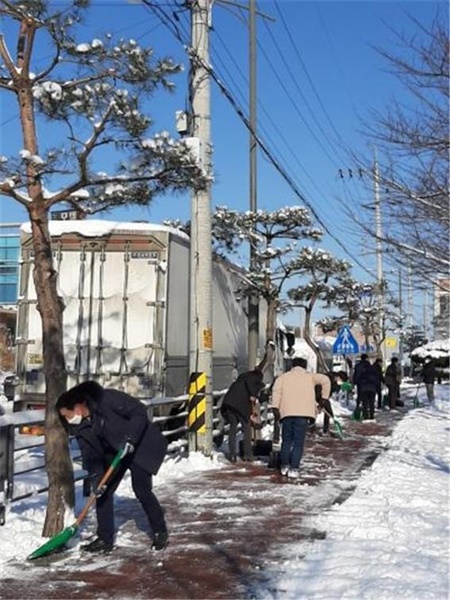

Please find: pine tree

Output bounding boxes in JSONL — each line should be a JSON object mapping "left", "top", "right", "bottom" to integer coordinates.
{"left": 0, "top": 0, "right": 203, "bottom": 537}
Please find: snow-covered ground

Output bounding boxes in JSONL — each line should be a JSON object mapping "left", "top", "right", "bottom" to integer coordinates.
{"left": 0, "top": 383, "right": 449, "bottom": 599}
{"left": 259, "top": 382, "right": 450, "bottom": 599}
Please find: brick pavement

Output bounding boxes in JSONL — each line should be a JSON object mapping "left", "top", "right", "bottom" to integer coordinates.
{"left": 1, "top": 410, "right": 404, "bottom": 600}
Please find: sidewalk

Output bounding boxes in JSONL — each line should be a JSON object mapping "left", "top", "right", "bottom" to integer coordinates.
{"left": 1, "top": 410, "right": 404, "bottom": 600}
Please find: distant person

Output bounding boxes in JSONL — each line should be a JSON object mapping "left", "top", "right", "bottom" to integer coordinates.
{"left": 221, "top": 369, "right": 265, "bottom": 463}
{"left": 373, "top": 357, "right": 385, "bottom": 409}
{"left": 421, "top": 356, "right": 436, "bottom": 403}
{"left": 335, "top": 371, "right": 353, "bottom": 405}
{"left": 56, "top": 381, "right": 169, "bottom": 553}
{"left": 271, "top": 357, "right": 330, "bottom": 479}
{"left": 353, "top": 354, "right": 379, "bottom": 420}
{"left": 384, "top": 357, "right": 402, "bottom": 410}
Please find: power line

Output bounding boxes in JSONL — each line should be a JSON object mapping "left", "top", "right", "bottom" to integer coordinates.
{"left": 140, "top": 1, "right": 377, "bottom": 279}
{"left": 261, "top": 16, "right": 341, "bottom": 167}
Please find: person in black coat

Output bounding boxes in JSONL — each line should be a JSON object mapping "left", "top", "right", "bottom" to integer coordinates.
{"left": 220, "top": 369, "right": 264, "bottom": 462}
{"left": 384, "top": 357, "right": 402, "bottom": 410}
{"left": 373, "top": 358, "right": 385, "bottom": 409}
{"left": 421, "top": 355, "right": 436, "bottom": 403}
{"left": 352, "top": 354, "right": 380, "bottom": 421}
{"left": 56, "top": 381, "right": 168, "bottom": 553}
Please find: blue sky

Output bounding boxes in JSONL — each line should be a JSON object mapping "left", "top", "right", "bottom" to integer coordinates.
{"left": 0, "top": 0, "right": 444, "bottom": 330}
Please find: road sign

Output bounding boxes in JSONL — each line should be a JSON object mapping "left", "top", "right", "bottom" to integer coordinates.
{"left": 332, "top": 325, "right": 359, "bottom": 355}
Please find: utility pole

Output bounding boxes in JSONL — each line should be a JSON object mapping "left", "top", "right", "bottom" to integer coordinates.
{"left": 407, "top": 261, "right": 413, "bottom": 331}
{"left": 398, "top": 268, "right": 404, "bottom": 364}
{"left": 188, "top": 0, "right": 213, "bottom": 455}
{"left": 248, "top": 0, "right": 259, "bottom": 369}
{"left": 424, "top": 290, "right": 429, "bottom": 340}
{"left": 373, "top": 150, "right": 384, "bottom": 359}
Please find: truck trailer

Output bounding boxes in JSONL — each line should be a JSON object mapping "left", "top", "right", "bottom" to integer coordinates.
{"left": 14, "top": 220, "right": 266, "bottom": 409}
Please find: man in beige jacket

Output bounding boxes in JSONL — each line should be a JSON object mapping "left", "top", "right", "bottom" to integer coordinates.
{"left": 271, "top": 357, "right": 331, "bottom": 479}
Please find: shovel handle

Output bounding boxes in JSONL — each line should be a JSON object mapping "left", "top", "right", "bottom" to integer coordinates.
{"left": 321, "top": 406, "right": 334, "bottom": 421}
{"left": 75, "top": 450, "right": 123, "bottom": 527}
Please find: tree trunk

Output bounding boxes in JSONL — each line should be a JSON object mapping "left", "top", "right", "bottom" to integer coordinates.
{"left": 265, "top": 297, "right": 277, "bottom": 342}
{"left": 15, "top": 34, "right": 75, "bottom": 536}
{"left": 303, "top": 306, "right": 329, "bottom": 374}
{"left": 30, "top": 207, "right": 74, "bottom": 537}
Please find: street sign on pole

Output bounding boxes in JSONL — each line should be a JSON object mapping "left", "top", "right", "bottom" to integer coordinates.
{"left": 332, "top": 325, "right": 359, "bottom": 355}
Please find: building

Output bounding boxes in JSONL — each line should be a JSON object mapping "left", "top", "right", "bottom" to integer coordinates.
{"left": 0, "top": 223, "right": 20, "bottom": 371}
{"left": 0, "top": 223, "right": 20, "bottom": 306}
{"left": 434, "top": 278, "right": 450, "bottom": 340}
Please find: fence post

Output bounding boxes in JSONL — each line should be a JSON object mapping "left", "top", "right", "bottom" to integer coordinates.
{"left": 0, "top": 423, "right": 15, "bottom": 525}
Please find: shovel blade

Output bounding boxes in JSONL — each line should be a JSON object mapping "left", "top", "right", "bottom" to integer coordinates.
{"left": 333, "top": 420, "right": 344, "bottom": 440}
{"left": 27, "top": 524, "right": 78, "bottom": 560}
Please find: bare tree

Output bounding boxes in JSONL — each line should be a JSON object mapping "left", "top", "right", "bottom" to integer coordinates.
{"left": 347, "top": 10, "right": 449, "bottom": 283}
{"left": 0, "top": 0, "right": 203, "bottom": 537}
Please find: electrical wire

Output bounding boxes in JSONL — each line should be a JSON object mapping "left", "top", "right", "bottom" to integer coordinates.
{"left": 143, "top": 0, "right": 378, "bottom": 279}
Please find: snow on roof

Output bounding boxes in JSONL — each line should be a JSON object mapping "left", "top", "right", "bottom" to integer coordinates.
{"left": 20, "top": 220, "right": 190, "bottom": 241}
{"left": 411, "top": 338, "right": 450, "bottom": 359}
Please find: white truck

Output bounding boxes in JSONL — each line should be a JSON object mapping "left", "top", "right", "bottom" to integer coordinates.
{"left": 14, "top": 220, "right": 266, "bottom": 408}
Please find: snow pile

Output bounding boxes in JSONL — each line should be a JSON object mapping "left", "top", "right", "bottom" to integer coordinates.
{"left": 258, "top": 385, "right": 450, "bottom": 599}
{"left": 411, "top": 338, "right": 450, "bottom": 360}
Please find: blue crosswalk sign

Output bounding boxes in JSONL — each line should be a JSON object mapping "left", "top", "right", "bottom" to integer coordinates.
{"left": 332, "top": 325, "right": 359, "bottom": 355}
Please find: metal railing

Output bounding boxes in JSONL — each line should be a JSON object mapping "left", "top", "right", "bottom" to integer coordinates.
{"left": 0, "top": 390, "right": 237, "bottom": 524}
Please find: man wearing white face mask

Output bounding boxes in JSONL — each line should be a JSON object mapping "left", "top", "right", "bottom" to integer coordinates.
{"left": 56, "top": 381, "right": 168, "bottom": 553}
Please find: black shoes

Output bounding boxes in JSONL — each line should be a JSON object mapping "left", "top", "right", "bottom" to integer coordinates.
{"left": 81, "top": 533, "right": 168, "bottom": 553}
{"left": 242, "top": 456, "right": 254, "bottom": 462}
{"left": 81, "top": 537, "right": 113, "bottom": 553}
{"left": 152, "top": 530, "right": 169, "bottom": 551}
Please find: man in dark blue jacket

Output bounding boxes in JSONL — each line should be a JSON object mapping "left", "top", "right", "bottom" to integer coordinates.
{"left": 56, "top": 381, "right": 168, "bottom": 553}
{"left": 353, "top": 354, "right": 380, "bottom": 421}
{"left": 220, "top": 369, "right": 264, "bottom": 462}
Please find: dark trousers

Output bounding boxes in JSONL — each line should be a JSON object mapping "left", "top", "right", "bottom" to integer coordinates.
{"left": 280, "top": 416, "right": 309, "bottom": 470}
{"left": 376, "top": 385, "right": 383, "bottom": 409}
{"left": 359, "top": 390, "right": 375, "bottom": 420}
{"left": 223, "top": 408, "right": 253, "bottom": 459}
{"left": 320, "top": 399, "right": 334, "bottom": 433}
{"left": 94, "top": 458, "right": 166, "bottom": 545}
{"left": 387, "top": 383, "right": 399, "bottom": 409}
{"left": 425, "top": 383, "right": 434, "bottom": 403}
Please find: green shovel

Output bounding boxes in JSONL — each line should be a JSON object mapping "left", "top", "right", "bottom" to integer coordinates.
{"left": 322, "top": 407, "right": 344, "bottom": 440}
{"left": 27, "top": 449, "right": 123, "bottom": 560}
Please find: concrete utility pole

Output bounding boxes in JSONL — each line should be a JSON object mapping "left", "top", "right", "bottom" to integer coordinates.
{"left": 407, "top": 261, "right": 414, "bottom": 331}
{"left": 189, "top": 0, "right": 213, "bottom": 455}
{"left": 248, "top": 0, "right": 259, "bottom": 369}
{"left": 398, "top": 268, "right": 404, "bottom": 364}
{"left": 423, "top": 290, "right": 429, "bottom": 339}
{"left": 373, "top": 150, "right": 384, "bottom": 358}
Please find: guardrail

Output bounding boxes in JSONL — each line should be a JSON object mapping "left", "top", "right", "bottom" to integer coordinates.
{"left": 0, "top": 390, "right": 238, "bottom": 525}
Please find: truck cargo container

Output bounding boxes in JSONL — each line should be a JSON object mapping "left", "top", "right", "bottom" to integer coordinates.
{"left": 14, "top": 220, "right": 267, "bottom": 409}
